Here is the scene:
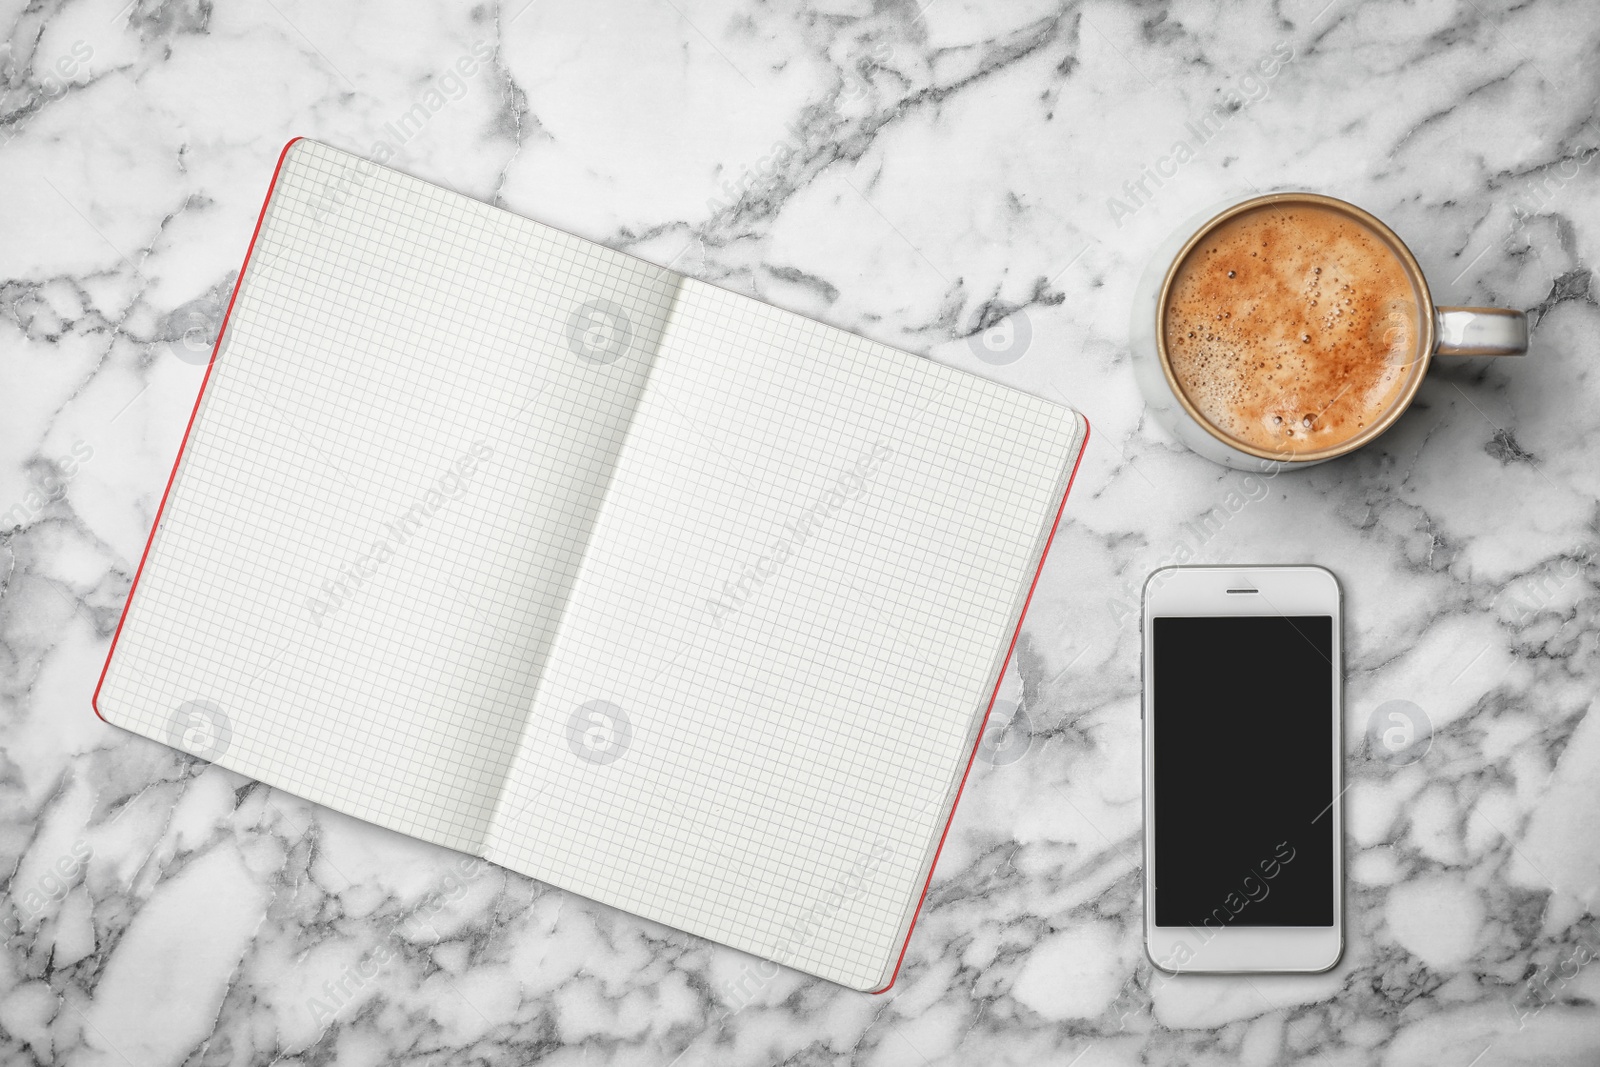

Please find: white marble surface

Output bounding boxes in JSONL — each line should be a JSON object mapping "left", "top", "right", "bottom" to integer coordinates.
{"left": 3, "top": 0, "right": 1599, "bottom": 1063}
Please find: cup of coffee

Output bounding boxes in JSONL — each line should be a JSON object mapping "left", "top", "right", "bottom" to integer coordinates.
{"left": 1131, "top": 192, "right": 1528, "bottom": 470}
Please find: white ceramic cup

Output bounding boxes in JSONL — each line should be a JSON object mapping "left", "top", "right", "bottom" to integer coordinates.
{"left": 1131, "top": 192, "right": 1528, "bottom": 471}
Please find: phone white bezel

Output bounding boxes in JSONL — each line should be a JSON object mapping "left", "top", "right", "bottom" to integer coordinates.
{"left": 1142, "top": 564, "right": 1343, "bottom": 975}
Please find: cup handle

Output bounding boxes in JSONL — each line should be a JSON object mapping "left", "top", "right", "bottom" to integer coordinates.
{"left": 1435, "top": 306, "right": 1528, "bottom": 357}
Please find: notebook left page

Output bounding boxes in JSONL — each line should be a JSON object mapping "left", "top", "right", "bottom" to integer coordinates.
{"left": 97, "top": 140, "right": 679, "bottom": 853}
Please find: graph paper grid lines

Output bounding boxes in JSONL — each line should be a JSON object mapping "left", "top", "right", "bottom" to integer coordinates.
{"left": 99, "top": 139, "right": 680, "bottom": 854}
{"left": 99, "top": 140, "right": 1086, "bottom": 988}
{"left": 483, "top": 278, "right": 1084, "bottom": 989}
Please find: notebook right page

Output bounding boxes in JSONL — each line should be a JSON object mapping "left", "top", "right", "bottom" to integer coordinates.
{"left": 486, "top": 280, "right": 1084, "bottom": 989}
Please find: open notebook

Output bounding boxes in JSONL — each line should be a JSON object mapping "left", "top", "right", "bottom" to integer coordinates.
{"left": 95, "top": 139, "right": 1087, "bottom": 991}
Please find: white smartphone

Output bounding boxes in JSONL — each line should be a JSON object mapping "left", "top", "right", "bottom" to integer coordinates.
{"left": 1142, "top": 565, "right": 1343, "bottom": 974}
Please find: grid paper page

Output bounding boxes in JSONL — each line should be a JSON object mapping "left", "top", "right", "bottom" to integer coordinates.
{"left": 99, "top": 140, "right": 679, "bottom": 853}
{"left": 487, "top": 278, "right": 1085, "bottom": 989}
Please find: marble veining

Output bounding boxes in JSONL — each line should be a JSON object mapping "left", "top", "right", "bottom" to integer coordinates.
{"left": 3, "top": 0, "right": 1599, "bottom": 1064}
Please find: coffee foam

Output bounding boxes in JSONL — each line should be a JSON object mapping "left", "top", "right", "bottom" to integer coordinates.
{"left": 1163, "top": 204, "right": 1421, "bottom": 455}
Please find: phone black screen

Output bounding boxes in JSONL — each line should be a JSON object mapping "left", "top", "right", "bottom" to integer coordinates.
{"left": 1151, "top": 615, "right": 1335, "bottom": 927}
